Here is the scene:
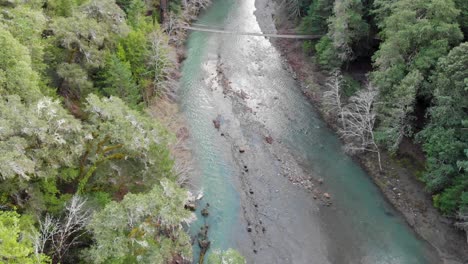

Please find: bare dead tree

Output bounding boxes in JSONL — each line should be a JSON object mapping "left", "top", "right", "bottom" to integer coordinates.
{"left": 181, "top": 0, "right": 211, "bottom": 20}
{"left": 163, "top": 11, "right": 189, "bottom": 44}
{"left": 148, "top": 31, "right": 177, "bottom": 99}
{"left": 33, "top": 196, "right": 92, "bottom": 263}
{"left": 186, "top": 0, "right": 211, "bottom": 11}
{"left": 339, "top": 84, "right": 382, "bottom": 170}
{"left": 33, "top": 215, "right": 58, "bottom": 253}
{"left": 323, "top": 70, "right": 345, "bottom": 128}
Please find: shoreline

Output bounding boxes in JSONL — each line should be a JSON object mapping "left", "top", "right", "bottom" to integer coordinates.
{"left": 150, "top": 2, "right": 213, "bottom": 191}
{"left": 254, "top": 0, "right": 468, "bottom": 263}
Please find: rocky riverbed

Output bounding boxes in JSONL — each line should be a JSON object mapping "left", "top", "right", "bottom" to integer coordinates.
{"left": 177, "top": 0, "right": 452, "bottom": 263}
{"left": 254, "top": 0, "right": 468, "bottom": 263}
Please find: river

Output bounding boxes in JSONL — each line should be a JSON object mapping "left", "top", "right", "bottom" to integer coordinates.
{"left": 178, "top": 0, "right": 441, "bottom": 263}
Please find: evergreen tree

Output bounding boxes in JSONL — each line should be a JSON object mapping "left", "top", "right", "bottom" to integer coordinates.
{"left": 418, "top": 43, "right": 468, "bottom": 214}
{"left": 85, "top": 180, "right": 192, "bottom": 263}
{"left": 372, "top": 0, "right": 463, "bottom": 150}
{"left": 0, "top": 211, "right": 50, "bottom": 263}
{"left": 0, "top": 28, "right": 41, "bottom": 102}
{"left": 102, "top": 53, "right": 141, "bottom": 107}
{"left": 315, "top": 0, "right": 369, "bottom": 68}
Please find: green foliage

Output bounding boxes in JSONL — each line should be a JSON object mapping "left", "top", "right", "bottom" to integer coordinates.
{"left": 85, "top": 179, "right": 192, "bottom": 264}
{"left": 417, "top": 43, "right": 468, "bottom": 214}
{"left": 315, "top": 36, "right": 340, "bottom": 69}
{"left": 0, "top": 211, "right": 50, "bottom": 263}
{"left": 115, "top": 0, "right": 134, "bottom": 14}
{"left": 372, "top": 0, "right": 397, "bottom": 27}
{"left": 207, "top": 249, "right": 246, "bottom": 264}
{"left": 0, "top": 95, "right": 83, "bottom": 181}
{"left": 57, "top": 63, "right": 93, "bottom": 99}
{"left": 0, "top": 27, "right": 41, "bottom": 102}
{"left": 299, "top": 0, "right": 334, "bottom": 54}
{"left": 120, "top": 29, "right": 151, "bottom": 84}
{"left": 50, "top": 5, "right": 128, "bottom": 68}
{"left": 454, "top": 0, "right": 468, "bottom": 38}
{"left": 77, "top": 94, "right": 173, "bottom": 193}
{"left": 0, "top": 5, "right": 47, "bottom": 73}
{"left": 302, "top": 40, "right": 315, "bottom": 54}
{"left": 119, "top": 26, "right": 175, "bottom": 102}
{"left": 126, "top": 0, "right": 147, "bottom": 28}
{"left": 45, "top": 0, "right": 79, "bottom": 16}
{"left": 341, "top": 74, "right": 361, "bottom": 97}
{"left": 101, "top": 53, "right": 142, "bottom": 107}
{"left": 0, "top": 0, "right": 191, "bottom": 262}
{"left": 374, "top": 70, "right": 422, "bottom": 151}
{"left": 327, "top": 0, "right": 369, "bottom": 65}
{"left": 299, "top": 0, "right": 334, "bottom": 36}
{"left": 372, "top": 0, "right": 463, "bottom": 150}
{"left": 313, "top": 0, "right": 369, "bottom": 68}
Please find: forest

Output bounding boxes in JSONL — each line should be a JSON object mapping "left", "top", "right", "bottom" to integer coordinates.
{"left": 1, "top": 0, "right": 467, "bottom": 262}
{"left": 294, "top": 0, "right": 468, "bottom": 230}
{"left": 0, "top": 0, "right": 244, "bottom": 263}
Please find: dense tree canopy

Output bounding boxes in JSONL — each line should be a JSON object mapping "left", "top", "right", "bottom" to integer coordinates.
{"left": 0, "top": 27, "right": 41, "bottom": 102}
{"left": 0, "top": 0, "right": 246, "bottom": 263}
{"left": 418, "top": 43, "right": 468, "bottom": 214}
{"left": 85, "top": 180, "right": 192, "bottom": 263}
{"left": 298, "top": 0, "right": 468, "bottom": 223}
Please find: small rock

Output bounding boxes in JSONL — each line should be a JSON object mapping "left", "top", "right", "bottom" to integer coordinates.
{"left": 318, "top": 178, "right": 324, "bottom": 184}
{"left": 253, "top": 249, "right": 257, "bottom": 254}
{"left": 313, "top": 195, "right": 317, "bottom": 200}
{"left": 198, "top": 239, "right": 210, "bottom": 249}
{"left": 262, "top": 227, "right": 266, "bottom": 233}
{"left": 201, "top": 208, "right": 209, "bottom": 217}
{"left": 247, "top": 226, "right": 252, "bottom": 232}
{"left": 184, "top": 202, "right": 196, "bottom": 211}
{"left": 323, "top": 192, "right": 331, "bottom": 199}
{"left": 249, "top": 189, "right": 254, "bottom": 194}
{"left": 221, "top": 133, "right": 225, "bottom": 136}
{"left": 239, "top": 148, "right": 245, "bottom": 153}
{"left": 265, "top": 135, "right": 273, "bottom": 144}
{"left": 212, "top": 119, "right": 221, "bottom": 130}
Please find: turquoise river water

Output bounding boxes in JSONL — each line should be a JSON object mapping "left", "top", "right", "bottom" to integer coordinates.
{"left": 178, "top": 0, "right": 440, "bottom": 263}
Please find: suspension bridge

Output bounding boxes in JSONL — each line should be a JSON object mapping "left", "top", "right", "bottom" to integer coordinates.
{"left": 179, "top": 24, "right": 321, "bottom": 39}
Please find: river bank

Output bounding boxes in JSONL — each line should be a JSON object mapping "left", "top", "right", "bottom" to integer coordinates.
{"left": 254, "top": 0, "right": 468, "bottom": 263}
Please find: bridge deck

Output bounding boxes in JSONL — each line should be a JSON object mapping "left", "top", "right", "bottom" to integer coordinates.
{"left": 180, "top": 26, "right": 321, "bottom": 39}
